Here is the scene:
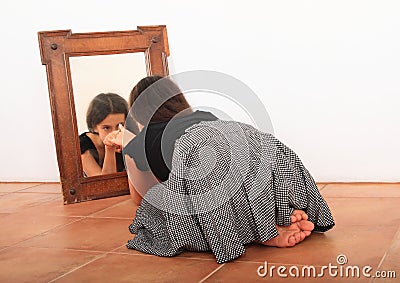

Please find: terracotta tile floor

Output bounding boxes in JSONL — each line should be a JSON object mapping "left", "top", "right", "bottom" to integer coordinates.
{"left": 0, "top": 182, "right": 399, "bottom": 282}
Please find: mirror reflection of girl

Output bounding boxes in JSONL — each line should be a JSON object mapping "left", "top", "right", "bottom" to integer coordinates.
{"left": 80, "top": 93, "right": 130, "bottom": 177}
{"left": 106, "top": 76, "right": 334, "bottom": 264}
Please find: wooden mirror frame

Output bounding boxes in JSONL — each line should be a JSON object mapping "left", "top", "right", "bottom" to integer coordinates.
{"left": 38, "top": 26, "right": 169, "bottom": 204}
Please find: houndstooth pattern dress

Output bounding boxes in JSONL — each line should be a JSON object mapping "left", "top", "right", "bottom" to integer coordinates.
{"left": 126, "top": 120, "right": 335, "bottom": 263}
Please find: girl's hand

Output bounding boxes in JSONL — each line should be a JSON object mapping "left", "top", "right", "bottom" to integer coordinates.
{"left": 103, "top": 131, "right": 119, "bottom": 151}
{"left": 114, "top": 124, "right": 125, "bottom": 147}
{"left": 104, "top": 124, "right": 125, "bottom": 153}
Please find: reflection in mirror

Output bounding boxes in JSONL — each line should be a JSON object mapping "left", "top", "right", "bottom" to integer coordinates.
{"left": 70, "top": 53, "right": 147, "bottom": 177}
{"left": 38, "top": 26, "right": 169, "bottom": 203}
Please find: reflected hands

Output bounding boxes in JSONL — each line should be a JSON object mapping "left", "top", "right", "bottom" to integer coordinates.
{"left": 114, "top": 124, "right": 125, "bottom": 149}
{"left": 103, "top": 124, "right": 135, "bottom": 153}
{"left": 104, "top": 124, "right": 124, "bottom": 153}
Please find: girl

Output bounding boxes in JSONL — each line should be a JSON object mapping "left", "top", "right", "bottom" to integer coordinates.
{"left": 80, "top": 92, "right": 131, "bottom": 177}
{"left": 109, "top": 76, "right": 335, "bottom": 263}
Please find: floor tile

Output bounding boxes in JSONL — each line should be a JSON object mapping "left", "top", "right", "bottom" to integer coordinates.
{"left": 0, "top": 182, "right": 43, "bottom": 193}
{"left": 19, "top": 183, "right": 62, "bottom": 194}
{"left": 54, "top": 253, "right": 220, "bottom": 283}
{"left": 0, "top": 213, "right": 10, "bottom": 218}
{"left": 0, "top": 247, "right": 103, "bottom": 283}
{"left": 204, "top": 261, "right": 372, "bottom": 282}
{"left": 0, "top": 192, "right": 61, "bottom": 213}
{"left": 0, "top": 182, "right": 398, "bottom": 283}
{"left": 20, "top": 194, "right": 131, "bottom": 217}
{"left": 0, "top": 212, "right": 80, "bottom": 246}
{"left": 90, "top": 198, "right": 138, "bottom": 219}
{"left": 321, "top": 183, "right": 400, "bottom": 198}
{"left": 18, "top": 217, "right": 133, "bottom": 252}
{"left": 374, "top": 227, "right": 400, "bottom": 283}
{"left": 324, "top": 197, "right": 400, "bottom": 226}
{"left": 112, "top": 244, "right": 218, "bottom": 261}
{"left": 238, "top": 224, "right": 397, "bottom": 269}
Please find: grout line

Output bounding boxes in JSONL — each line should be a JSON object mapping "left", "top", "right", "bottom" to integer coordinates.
{"left": 0, "top": 184, "right": 45, "bottom": 194}
{"left": 324, "top": 196, "right": 400, "bottom": 199}
{"left": 315, "top": 182, "right": 400, "bottom": 185}
{"left": 0, "top": 245, "right": 106, "bottom": 255}
{"left": 108, "top": 250, "right": 218, "bottom": 262}
{"left": 2, "top": 198, "right": 133, "bottom": 253}
{"left": 12, "top": 183, "right": 46, "bottom": 193}
{"left": 83, "top": 200, "right": 131, "bottom": 218}
{"left": 198, "top": 263, "right": 226, "bottom": 283}
{"left": 371, "top": 252, "right": 388, "bottom": 283}
{"left": 375, "top": 225, "right": 400, "bottom": 271}
{"left": 47, "top": 253, "right": 108, "bottom": 283}
{"left": 318, "top": 184, "right": 327, "bottom": 191}
{"left": 106, "top": 244, "right": 218, "bottom": 262}
{"left": 86, "top": 216, "right": 134, "bottom": 220}
{"left": 8, "top": 217, "right": 85, "bottom": 249}
{"left": 14, "top": 191, "right": 61, "bottom": 195}
{"left": 370, "top": 225, "right": 400, "bottom": 283}
{"left": 33, "top": 246, "right": 107, "bottom": 254}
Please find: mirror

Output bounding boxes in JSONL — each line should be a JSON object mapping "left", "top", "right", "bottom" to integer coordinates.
{"left": 70, "top": 53, "right": 146, "bottom": 178}
{"left": 38, "top": 26, "right": 170, "bottom": 204}
{"left": 70, "top": 53, "right": 147, "bottom": 137}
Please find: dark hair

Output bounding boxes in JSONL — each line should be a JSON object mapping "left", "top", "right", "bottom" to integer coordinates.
{"left": 129, "top": 75, "right": 191, "bottom": 125}
{"left": 86, "top": 93, "right": 129, "bottom": 133}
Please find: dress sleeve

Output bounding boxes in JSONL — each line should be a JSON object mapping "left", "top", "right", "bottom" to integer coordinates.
{"left": 79, "top": 133, "right": 96, "bottom": 154}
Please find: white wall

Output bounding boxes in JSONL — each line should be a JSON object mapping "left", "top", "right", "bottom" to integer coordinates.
{"left": 1, "top": 0, "right": 399, "bottom": 182}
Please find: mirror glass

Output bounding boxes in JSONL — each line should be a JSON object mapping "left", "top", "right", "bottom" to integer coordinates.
{"left": 69, "top": 52, "right": 147, "bottom": 177}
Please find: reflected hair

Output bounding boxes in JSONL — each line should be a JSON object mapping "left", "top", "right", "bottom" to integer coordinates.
{"left": 129, "top": 75, "right": 191, "bottom": 125}
{"left": 86, "top": 93, "right": 129, "bottom": 133}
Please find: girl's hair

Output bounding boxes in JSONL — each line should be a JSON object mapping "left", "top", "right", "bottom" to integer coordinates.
{"left": 86, "top": 93, "right": 129, "bottom": 133}
{"left": 129, "top": 75, "right": 190, "bottom": 125}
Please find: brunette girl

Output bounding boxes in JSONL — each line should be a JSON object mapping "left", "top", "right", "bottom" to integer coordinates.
{"left": 80, "top": 93, "right": 129, "bottom": 176}
{"left": 109, "top": 76, "right": 334, "bottom": 263}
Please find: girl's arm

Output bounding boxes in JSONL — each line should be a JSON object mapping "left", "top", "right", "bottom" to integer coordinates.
{"left": 101, "top": 144, "right": 118, "bottom": 175}
{"left": 81, "top": 151, "right": 103, "bottom": 176}
{"left": 82, "top": 131, "right": 119, "bottom": 176}
{"left": 125, "top": 155, "right": 160, "bottom": 206}
{"left": 81, "top": 148, "right": 118, "bottom": 176}
{"left": 112, "top": 124, "right": 159, "bottom": 205}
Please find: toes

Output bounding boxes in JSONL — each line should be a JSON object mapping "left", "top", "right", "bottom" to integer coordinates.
{"left": 299, "top": 231, "right": 306, "bottom": 241}
{"left": 294, "top": 232, "right": 301, "bottom": 243}
{"left": 292, "top": 209, "right": 308, "bottom": 222}
{"left": 298, "top": 220, "right": 314, "bottom": 232}
{"left": 303, "top": 230, "right": 311, "bottom": 237}
{"left": 288, "top": 235, "right": 296, "bottom": 246}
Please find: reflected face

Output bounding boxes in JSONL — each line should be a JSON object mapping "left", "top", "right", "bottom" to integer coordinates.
{"left": 94, "top": 113, "right": 126, "bottom": 142}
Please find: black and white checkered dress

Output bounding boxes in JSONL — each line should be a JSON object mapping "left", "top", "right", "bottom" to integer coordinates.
{"left": 126, "top": 120, "right": 335, "bottom": 263}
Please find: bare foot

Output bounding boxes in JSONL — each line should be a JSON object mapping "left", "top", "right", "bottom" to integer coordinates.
{"left": 290, "top": 209, "right": 308, "bottom": 223}
{"left": 291, "top": 210, "right": 314, "bottom": 237}
{"left": 293, "top": 219, "right": 314, "bottom": 237}
{"left": 260, "top": 220, "right": 314, "bottom": 247}
{"left": 257, "top": 209, "right": 315, "bottom": 248}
